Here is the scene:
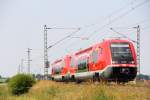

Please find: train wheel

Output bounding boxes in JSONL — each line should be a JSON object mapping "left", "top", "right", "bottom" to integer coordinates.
{"left": 93, "top": 73, "right": 100, "bottom": 83}
{"left": 76, "top": 78, "right": 82, "bottom": 84}
{"left": 71, "top": 75, "right": 75, "bottom": 82}
{"left": 62, "top": 76, "right": 65, "bottom": 82}
{"left": 52, "top": 77, "right": 54, "bottom": 81}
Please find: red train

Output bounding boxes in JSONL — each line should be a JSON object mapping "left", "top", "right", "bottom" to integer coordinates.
{"left": 51, "top": 39, "right": 137, "bottom": 82}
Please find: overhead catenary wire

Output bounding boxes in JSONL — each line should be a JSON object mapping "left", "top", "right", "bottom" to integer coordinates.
{"left": 46, "top": 27, "right": 80, "bottom": 30}
{"left": 47, "top": 28, "right": 81, "bottom": 49}
{"left": 46, "top": 0, "right": 147, "bottom": 52}
{"left": 55, "top": 0, "right": 140, "bottom": 54}
{"left": 48, "top": 0, "right": 149, "bottom": 59}
{"left": 109, "top": 27, "right": 137, "bottom": 43}
{"left": 80, "top": 0, "right": 138, "bottom": 29}
{"left": 47, "top": 0, "right": 148, "bottom": 58}
{"left": 87, "top": 0, "right": 150, "bottom": 39}
{"left": 58, "top": 0, "right": 150, "bottom": 60}
{"left": 61, "top": 0, "right": 148, "bottom": 51}
{"left": 142, "top": 24, "right": 150, "bottom": 30}
{"left": 111, "top": 17, "right": 150, "bottom": 30}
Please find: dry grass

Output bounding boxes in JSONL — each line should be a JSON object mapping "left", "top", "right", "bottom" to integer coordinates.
{"left": 0, "top": 80, "right": 150, "bottom": 100}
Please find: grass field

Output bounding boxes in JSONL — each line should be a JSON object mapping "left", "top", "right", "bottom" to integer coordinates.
{"left": 0, "top": 80, "right": 150, "bottom": 100}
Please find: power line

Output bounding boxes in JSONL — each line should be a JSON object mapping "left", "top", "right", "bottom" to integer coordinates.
{"left": 142, "top": 24, "right": 150, "bottom": 30}
{"left": 47, "top": 28, "right": 80, "bottom": 49}
{"left": 46, "top": 27, "right": 80, "bottom": 30}
{"left": 80, "top": 0, "right": 137, "bottom": 29}
{"left": 49, "top": 0, "right": 148, "bottom": 58}
{"left": 50, "top": 0, "right": 140, "bottom": 55}
{"left": 110, "top": 27, "right": 137, "bottom": 43}
{"left": 66, "top": 0, "right": 149, "bottom": 50}
{"left": 112, "top": 18, "right": 150, "bottom": 29}
{"left": 45, "top": 0, "right": 148, "bottom": 57}
{"left": 88, "top": 0, "right": 149, "bottom": 39}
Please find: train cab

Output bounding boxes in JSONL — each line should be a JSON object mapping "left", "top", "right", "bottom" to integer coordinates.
{"left": 101, "top": 39, "right": 137, "bottom": 82}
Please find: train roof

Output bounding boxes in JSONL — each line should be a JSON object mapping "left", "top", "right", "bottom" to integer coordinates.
{"left": 75, "top": 47, "right": 92, "bottom": 56}
{"left": 102, "top": 39, "right": 132, "bottom": 43}
{"left": 51, "top": 59, "right": 62, "bottom": 65}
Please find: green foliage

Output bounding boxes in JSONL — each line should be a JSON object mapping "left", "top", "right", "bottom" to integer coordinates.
{"left": 8, "top": 74, "right": 35, "bottom": 95}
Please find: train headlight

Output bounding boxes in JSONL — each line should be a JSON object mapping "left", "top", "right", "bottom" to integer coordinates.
{"left": 130, "top": 61, "right": 134, "bottom": 64}
{"left": 112, "top": 61, "right": 118, "bottom": 64}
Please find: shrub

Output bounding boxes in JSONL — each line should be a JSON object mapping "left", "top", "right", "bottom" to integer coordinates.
{"left": 8, "top": 74, "right": 35, "bottom": 95}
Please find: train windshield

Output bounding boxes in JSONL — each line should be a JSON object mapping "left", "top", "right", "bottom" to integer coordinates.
{"left": 110, "top": 43, "right": 134, "bottom": 64}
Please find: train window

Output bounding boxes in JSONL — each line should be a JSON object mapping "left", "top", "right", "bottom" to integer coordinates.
{"left": 92, "top": 51, "right": 98, "bottom": 63}
{"left": 110, "top": 43, "right": 134, "bottom": 64}
{"left": 53, "top": 65, "right": 62, "bottom": 75}
{"left": 77, "top": 58, "right": 88, "bottom": 72}
{"left": 70, "top": 57, "right": 74, "bottom": 67}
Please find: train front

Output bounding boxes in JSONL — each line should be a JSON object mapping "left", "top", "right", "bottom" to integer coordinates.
{"left": 102, "top": 40, "right": 137, "bottom": 82}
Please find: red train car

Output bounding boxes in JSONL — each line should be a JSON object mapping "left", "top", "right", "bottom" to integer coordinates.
{"left": 51, "top": 55, "right": 70, "bottom": 81}
{"left": 51, "top": 39, "right": 137, "bottom": 82}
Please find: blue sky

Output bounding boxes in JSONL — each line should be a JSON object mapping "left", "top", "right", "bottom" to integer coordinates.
{"left": 0, "top": 0, "right": 150, "bottom": 77}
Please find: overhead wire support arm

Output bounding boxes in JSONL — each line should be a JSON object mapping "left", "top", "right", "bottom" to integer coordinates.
{"left": 47, "top": 27, "right": 80, "bottom": 49}
{"left": 86, "top": 0, "right": 149, "bottom": 40}
{"left": 110, "top": 27, "right": 137, "bottom": 43}
{"left": 46, "top": 27, "right": 80, "bottom": 30}
{"left": 44, "top": 25, "right": 49, "bottom": 79}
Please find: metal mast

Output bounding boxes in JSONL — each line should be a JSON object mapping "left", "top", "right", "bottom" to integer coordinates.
{"left": 133, "top": 25, "right": 140, "bottom": 75}
{"left": 27, "top": 48, "right": 32, "bottom": 74}
{"left": 135, "top": 25, "right": 140, "bottom": 75}
{"left": 44, "top": 25, "right": 49, "bottom": 79}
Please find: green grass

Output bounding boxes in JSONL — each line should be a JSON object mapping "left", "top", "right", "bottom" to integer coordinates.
{"left": 0, "top": 80, "right": 150, "bottom": 100}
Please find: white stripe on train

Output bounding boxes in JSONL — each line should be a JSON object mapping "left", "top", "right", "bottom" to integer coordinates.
{"left": 52, "top": 64, "right": 136, "bottom": 81}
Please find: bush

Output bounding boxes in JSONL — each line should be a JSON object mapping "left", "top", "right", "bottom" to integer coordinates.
{"left": 8, "top": 74, "right": 35, "bottom": 95}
